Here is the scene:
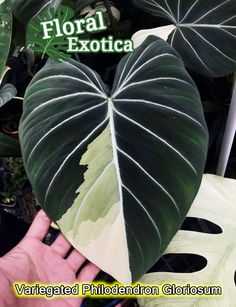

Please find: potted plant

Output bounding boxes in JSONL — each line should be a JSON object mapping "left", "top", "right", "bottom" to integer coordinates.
{"left": 0, "top": 0, "right": 235, "bottom": 306}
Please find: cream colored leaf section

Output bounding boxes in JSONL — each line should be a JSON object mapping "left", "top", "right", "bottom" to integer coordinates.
{"left": 138, "top": 174, "right": 236, "bottom": 307}
{"left": 132, "top": 25, "right": 176, "bottom": 49}
{"left": 57, "top": 125, "right": 131, "bottom": 284}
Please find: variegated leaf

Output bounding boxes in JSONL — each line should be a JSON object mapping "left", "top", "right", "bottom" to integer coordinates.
{"left": 139, "top": 174, "right": 236, "bottom": 307}
{"left": 19, "top": 36, "right": 208, "bottom": 283}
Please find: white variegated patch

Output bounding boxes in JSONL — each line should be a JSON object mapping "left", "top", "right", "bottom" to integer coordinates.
{"left": 57, "top": 125, "right": 131, "bottom": 283}
{"left": 132, "top": 25, "right": 176, "bottom": 48}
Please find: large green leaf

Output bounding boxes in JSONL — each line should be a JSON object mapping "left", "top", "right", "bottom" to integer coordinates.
{"left": 133, "top": 0, "right": 236, "bottom": 77}
{"left": 138, "top": 174, "right": 236, "bottom": 307}
{"left": 19, "top": 36, "right": 208, "bottom": 283}
{"left": 0, "top": 0, "right": 12, "bottom": 79}
{"left": 0, "top": 132, "right": 21, "bottom": 157}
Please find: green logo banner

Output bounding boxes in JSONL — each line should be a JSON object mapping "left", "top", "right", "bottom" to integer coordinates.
{"left": 27, "top": 5, "right": 134, "bottom": 61}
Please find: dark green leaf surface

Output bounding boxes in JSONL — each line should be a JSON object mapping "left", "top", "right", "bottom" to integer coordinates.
{"left": 12, "top": 0, "right": 52, "bottom": 27}
{"left": 0, "top": 132, "right": 21, "bottom": 157}
{"left": 133, "top": 0, "right": 236, "bottom": 77}
{"left": 19, "top": 37, "right": 208, "bottom": 283}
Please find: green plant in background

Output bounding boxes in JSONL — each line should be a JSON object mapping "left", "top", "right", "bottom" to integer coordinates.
{"left": 0, "top": 0, "right": 12, "bottom": 79}
{"left": 0, "top": 67, "right": 20, "bottom": 157}
{"left": 132, "top": 0, "right": 236, "bottom": 77}
{"left": 12, "top": 0, "right": 57, "bottom": 28}
{"left": 0, "top": 157, "right": 28, "bottom": 204}
{"left": 0, "top": 83, "right": 17, "bottom": 107}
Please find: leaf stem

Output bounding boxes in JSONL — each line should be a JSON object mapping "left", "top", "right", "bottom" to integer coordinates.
{"left": 13, "top": 96, "right": 24, "bottom": 101}
{"left": 102, "top": 0, "right": 120, "bottom": 38}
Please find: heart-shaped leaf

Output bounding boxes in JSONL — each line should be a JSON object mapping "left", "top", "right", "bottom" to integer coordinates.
{"left": 19, "top": 36, "right": 208, "bottom": 283}
{"left": 0, "top": 0, "right": 12, "bottom": 79}
{"left": 133, "top": 0, "right": 236, "bottom": 77}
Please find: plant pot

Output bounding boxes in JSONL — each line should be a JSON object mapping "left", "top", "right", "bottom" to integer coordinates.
{"left": 0, "top": 201, "right": 17, "bottom": 208}
{"left": 1, "top": 113, "right": 21, "bottom": 139}
{"left": 0, "top": 195, "right": 17, "bottom": 208}
{"left": 1, "top": 126, "right": 19, "bottom": 138}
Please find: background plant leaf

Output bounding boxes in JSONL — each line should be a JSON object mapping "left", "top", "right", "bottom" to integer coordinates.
{"left": 0, "top": 83, "right": 17, "bottom": 107}
{"left": 12, "top": 0, "right": 53, "bottom": 28}
{"left": 133, "top": 0, "right": 236, "bottom": 77}
{"left": 19, "top": 36, "right": 208, "bottom": 283}
{"left": 26, "top": 5, "right": 74, "bottom": 61}
{"left": 138, "top": 174, "right": 236, "bottom": 307}
{"left": 75, "top": 0, "right": 95, "bottom": 12}
{"left": 0, "top": 0, "right": 13, "bottom": 79}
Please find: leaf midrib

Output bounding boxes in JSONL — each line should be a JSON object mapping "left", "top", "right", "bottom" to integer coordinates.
{"left": 177, "top": 23, "right": 235, "bottom": 29}
{"left": 108, "top": 97, "right": 123, "bottom": 204}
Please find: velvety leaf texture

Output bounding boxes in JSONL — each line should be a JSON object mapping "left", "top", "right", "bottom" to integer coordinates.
{"left": 19, "top": 36, "right": 208, "bottom": 283}
{"left": 133, "top": 0, "right": 236, "bottom": 77}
